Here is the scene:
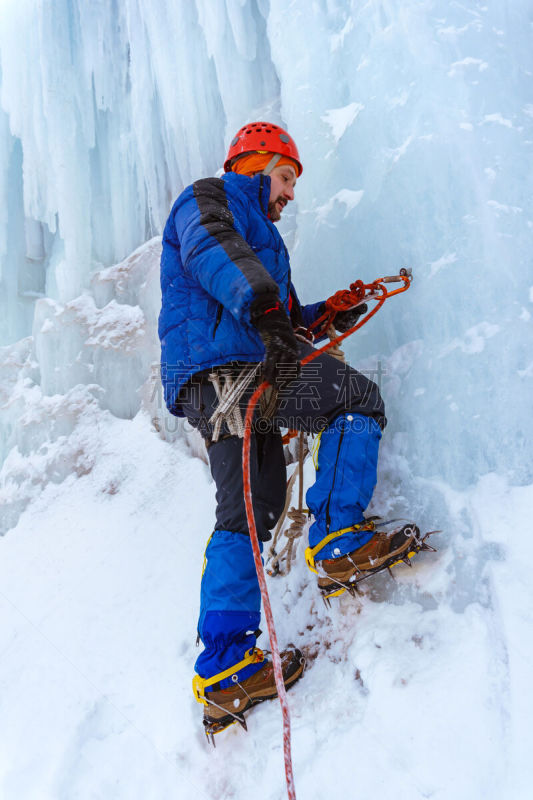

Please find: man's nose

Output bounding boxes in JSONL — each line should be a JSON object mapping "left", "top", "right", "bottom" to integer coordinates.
{"left": 284, "top": 185, "right": 295, "bottom": 201}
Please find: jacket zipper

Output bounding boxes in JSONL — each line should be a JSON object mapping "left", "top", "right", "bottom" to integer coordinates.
{"left": 212, "top": 303, "right": 223, "bottom": 338}
{"left": 325, "top": 427, "right": 345, "bottom": 534}
{"left": 259, "top": 174, "right": 267, "bottom": 215}
{"left": 258, "top": 173, "right": 290, "bottom": 310}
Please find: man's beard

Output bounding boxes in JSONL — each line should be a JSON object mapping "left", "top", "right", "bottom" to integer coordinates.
{"left": 268, "top": 196, "right": 286, "bottom": 222}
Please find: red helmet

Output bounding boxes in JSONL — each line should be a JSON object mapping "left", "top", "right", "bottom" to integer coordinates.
{"left": 224, "top": 121, "right": 303, "bottom": 176}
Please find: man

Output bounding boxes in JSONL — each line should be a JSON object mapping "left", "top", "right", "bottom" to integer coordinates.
{"left": 159, "top": 121, "right": 420, "bottom": 735}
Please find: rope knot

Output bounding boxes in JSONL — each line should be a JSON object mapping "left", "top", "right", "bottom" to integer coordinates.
{"left": 286, "top": 508, "right": 307, "bottom": 539}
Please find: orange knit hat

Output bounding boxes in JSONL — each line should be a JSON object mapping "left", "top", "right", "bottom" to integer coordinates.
{"left": 231, "top": 152, "right": 300, "bottom": 177}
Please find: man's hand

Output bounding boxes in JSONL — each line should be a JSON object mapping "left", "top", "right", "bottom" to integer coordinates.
{"left": 333, "top": 303, "right": 368, "bottom": 333}
{"left": 251, "top": 294, "right": 300, "bottom": 386}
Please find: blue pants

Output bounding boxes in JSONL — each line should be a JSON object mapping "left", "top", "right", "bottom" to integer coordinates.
{"left": 180, "top": 342, "right": 385, "bottom": 685}
{"left": 196, "top": 531, "right": 263, "bottom": 686}
{"left": 306, "top": 413, "right": 382, "bottom": 559}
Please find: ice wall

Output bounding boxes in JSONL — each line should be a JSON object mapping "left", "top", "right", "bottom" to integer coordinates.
{"left": 0, "top": 0, "right": 532, "bottom": 523}
{"left": 268, "top": 1, "right": 533, "bottom": 486}
{"left": 0, "top": 0, "right": 279, "bottom": 341}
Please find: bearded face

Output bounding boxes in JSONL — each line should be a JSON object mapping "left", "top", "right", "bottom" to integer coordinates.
{"left": 268, "top": 195, "right": 288, "bottom": 221}
{"left": 267, "top": 164, "right": 297, "bottom": 221}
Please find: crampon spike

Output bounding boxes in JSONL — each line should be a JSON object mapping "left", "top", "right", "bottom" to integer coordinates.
{"left": 419, "top": 530, "right": 439, "bottom": 552}
{"left": 203, "top": 711, "right": 247, "bottom": 746}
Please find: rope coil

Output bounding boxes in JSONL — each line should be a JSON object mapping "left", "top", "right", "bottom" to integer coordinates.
{"left": 208, "top": 364, "right": 260, "bottom": 441}
{"left": 267, "top": 434, "right": 308, "bottom": 576}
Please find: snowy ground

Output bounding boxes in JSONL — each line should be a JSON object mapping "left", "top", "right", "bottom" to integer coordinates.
{"left": 1, "top": 402, "right": 531, "bottom": 799}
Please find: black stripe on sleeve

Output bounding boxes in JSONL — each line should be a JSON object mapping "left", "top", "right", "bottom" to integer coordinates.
{"left": 192, "top": 178, "right": 279, "bottom": 297}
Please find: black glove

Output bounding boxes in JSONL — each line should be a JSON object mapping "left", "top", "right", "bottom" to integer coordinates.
{"left": 333, "top": 303, "right": 368, "bottom": 333}
{"left": 250, "top": 294, "right": 300, "bottom": 386}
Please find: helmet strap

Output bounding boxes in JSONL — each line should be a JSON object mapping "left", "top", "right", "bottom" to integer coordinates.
{"left": 261, "top": 153, "right": 282, "bottom": 175}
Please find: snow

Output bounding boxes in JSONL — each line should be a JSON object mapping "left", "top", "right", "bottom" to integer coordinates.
{"left": 440, "top": 322, "right": 500, "bottom": 356}
{"left": 487, "top": 200, "right": 523, "bottom": 215}
{"left": 315, "top": 189, "right": 365, "bottom": 222}
{"left": 483, "top": 113, "right": 514, "bottom": 128}
{"left": 1, "top": 411, "right": 531, "bottom": 798}
{"left": 0, "top": 0, "right": 532, "bottom": 797}
{"left": 321, "top": 102, "right": 364, "bottom": 144}
{"left": 447, "top": 57, "right": 489, "bottom": 77}
{"left": 385, "top": 134, "right": 414, "bottom": 164}
{"left": 428, "top": 252, "right": 458, "bottom": 279}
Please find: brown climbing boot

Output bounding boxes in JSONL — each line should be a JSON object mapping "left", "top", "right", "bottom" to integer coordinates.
{"left": 318, "top": 523, "right": 432, "bottom": 598}
{"left": 203, "top": 647, "right": 305, "bottom": 737}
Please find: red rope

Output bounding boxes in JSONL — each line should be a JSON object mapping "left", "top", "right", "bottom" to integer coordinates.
{"left": 241, "top": 271, "right": 411, "bottom": 799}
{"left": 243, "top": 383, "right": 296, "bottom": 799}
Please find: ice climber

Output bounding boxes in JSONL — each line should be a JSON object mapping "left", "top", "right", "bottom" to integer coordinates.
{"left": 158, "top": 121, "right": 421, "bottom": 735}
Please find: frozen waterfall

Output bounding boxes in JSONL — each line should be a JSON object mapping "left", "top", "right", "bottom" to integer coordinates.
{"left": 0, "top": 0, "right": 531, "bottom": 491}
{"left": 0, "top": 1, "right": 532, "bottom": 798}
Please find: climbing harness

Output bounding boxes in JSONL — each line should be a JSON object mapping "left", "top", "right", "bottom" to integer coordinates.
{"left": 206, "top": 363, "right": 281, "bottom": 443}
{"left": 208, "top": 364, "right": 260, "bottom": 441}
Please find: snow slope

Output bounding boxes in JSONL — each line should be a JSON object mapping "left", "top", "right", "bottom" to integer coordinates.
{"left": 1, "top": 403, "right": 531, "bottom": 799}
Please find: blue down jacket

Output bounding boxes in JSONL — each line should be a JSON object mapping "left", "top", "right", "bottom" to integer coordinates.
{"left": 158, "top": 171, "right": 324, "bottom": 416}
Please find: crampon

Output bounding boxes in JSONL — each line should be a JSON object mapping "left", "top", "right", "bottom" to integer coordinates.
{"left": 197, "top": 647, "right": 305, "bottom": 745}
{"left": 316, "top": 523, "right": 438, "bottom": 605}
{"left": 202, "top": 704, "right": 247, "bottom": 743}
